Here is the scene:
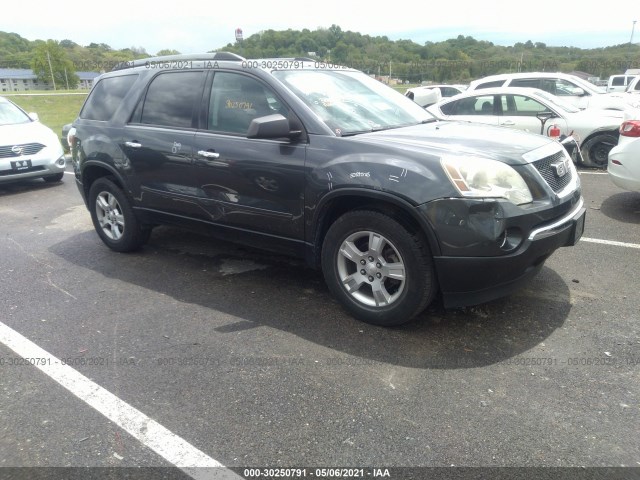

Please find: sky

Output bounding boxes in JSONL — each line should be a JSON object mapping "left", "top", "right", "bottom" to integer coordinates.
{"left": 2, "top": 0, "right": 638, "bottom": 56}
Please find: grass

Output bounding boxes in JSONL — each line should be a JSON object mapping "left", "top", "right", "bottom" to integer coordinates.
{"left": 4, "top": 92, "right": 87, "bottom": 137}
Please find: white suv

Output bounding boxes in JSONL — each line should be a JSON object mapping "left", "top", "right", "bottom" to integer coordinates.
{"left": 467, "top": 72, "right": 640, "bottom": 111}
{"left": 608, "top": 74, "right": 637, "bottom": 93}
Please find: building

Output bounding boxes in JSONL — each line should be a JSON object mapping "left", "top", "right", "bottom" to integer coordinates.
{"left": 0, "top": 69, "right": 99, "bottom": 92}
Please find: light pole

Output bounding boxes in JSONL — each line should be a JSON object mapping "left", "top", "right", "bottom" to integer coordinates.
{"left": 629, "top": 20, "right": 637, "bottom": 70}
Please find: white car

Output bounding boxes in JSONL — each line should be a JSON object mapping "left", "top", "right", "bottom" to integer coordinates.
{"left": 405, "top": 84, "right": 467, "bottom": 108}
{"left": 427, "top": 87, "right": 624, "bottom": 168}
{"left": 607, "top": 74, "right": 638, "bottom": 93}
{"left": 467, "top": 72, "right": 640, "bottom": 111}
{"left": 608, "top": 118, "right": 640, "bottom": 192}
{"left": 625, "top": 76, "right": 640, "bottom": 95}
{"left": 0, "top": 97, "right": 66, "bottom": 184}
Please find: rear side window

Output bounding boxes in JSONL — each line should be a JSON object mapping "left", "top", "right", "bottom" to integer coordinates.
{"left": 445, "top": 95, "right": 495, "bottom": 115}
{"left": 80, "top": 75, "right": 137, "bottom": 121}
{"left": 138, "top": 71, "right": 203, "bottom": 128}
{"left": 510, "top": 79, "right": 540, "bottom": 89}
{"left": 475, "top": 80, "right": 504, "bottom": 89}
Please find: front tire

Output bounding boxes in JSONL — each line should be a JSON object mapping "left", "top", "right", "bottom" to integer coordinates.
{"left": 88, "top": 177, "right": 146, "bottom": 252}
{"left": 321, "top": 210, "right": 437, "bottom": 326}
{"left": 580, "top": 133, "right": 618, "bottom": 169}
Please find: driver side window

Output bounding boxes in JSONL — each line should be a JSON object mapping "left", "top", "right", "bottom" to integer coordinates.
{"left": 208, "top": 72, "right": 286, "bottom": 134}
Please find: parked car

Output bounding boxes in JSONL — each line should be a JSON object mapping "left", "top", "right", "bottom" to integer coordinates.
{"left": 625, "top": 76, "right": 640, "bottom": 94}
{"left": 608, "top": 116, "right": 640, "bottom": 192}
{"left": 607, "top": 74, "right": 638, "bottom": 93}
{"left": 427, "top": 87, "right": 624, "bottom": 168}
{"left": 68, "top": 54, "right": 585, "bottom": 326}
{"left": 0, "top": 96, "right": 66, "bottom": 184}
{"left": 61, "top": 123, "right": 72, "bottom": 151}
{"left": 405, "top": 84, "right": 467, "bottom": 107}
{"left": 467, "top": 72, "right": 640, "bottom": 111}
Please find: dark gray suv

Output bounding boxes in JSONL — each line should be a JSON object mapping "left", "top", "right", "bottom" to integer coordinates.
{"left": 68, "top": 53, "right": 586, "bottom": 326}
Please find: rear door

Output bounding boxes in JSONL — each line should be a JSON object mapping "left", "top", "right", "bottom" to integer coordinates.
{"left": 498, "top": 93, "right": 568, "bottom": 136}
{"left": 122, "top": 70, "right": 205, "bottom": 217}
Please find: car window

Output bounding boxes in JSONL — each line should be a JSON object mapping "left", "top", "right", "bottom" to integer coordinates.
{"left": 0, "top": 98, "right": 31, "bottom": 125}
{"left": 449, "top": 95, "right": 495, "bottom": 115}
{"left": 273, "top": 69, "right": 431, "bottom": 135}
{"left": 510, "top": 79, "right": 540, "bottom": 89}
{"left": 207, "top": 72, "right": 286, "bottom": 134}
{"left": 611, "top": 76, "right": 625, "bottom": 87}
{"left": 80, "top": 74, "right": 137, "bottom": 121}
{"left": 502, "top": 95, "right": 548, "bottom": 116}
{"left": 138, "top": 71, "right": 202, "bottom": 128}
{"left": 475, "top": 80, "right": 504, "bottom": 89}
{"left": 554, "top": 79, "right": 583, "bottom": 96}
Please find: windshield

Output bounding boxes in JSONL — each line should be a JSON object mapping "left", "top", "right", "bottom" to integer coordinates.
{"left": 272, "top": 69, "right": 433, "bottom": 135}
{"left": 535, "top": 90, "right": 582, "bottom": 113}
{"left": 0, "top": 98, "right": 32, "bottom": 126}
{"left": 569, "top": 76, "right": 606, "bottom": 94}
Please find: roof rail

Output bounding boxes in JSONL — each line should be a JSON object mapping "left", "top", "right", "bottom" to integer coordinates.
{"left": 111, "top": 52, "right": 245, "bottom": 71}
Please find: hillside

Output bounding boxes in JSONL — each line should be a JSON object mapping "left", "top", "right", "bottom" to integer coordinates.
{"left": 1, "top": 27, "right": 639, "bottom": 83}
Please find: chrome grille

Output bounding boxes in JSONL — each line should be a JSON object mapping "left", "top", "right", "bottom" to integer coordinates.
{"left": 532, "top": 151, "right": 572, "bottom": 193}
{"left": 0, "top": 143, "right": 45, "bottom": 158}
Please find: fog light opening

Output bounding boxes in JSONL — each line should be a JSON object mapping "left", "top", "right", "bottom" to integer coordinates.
{"left": 57, "top": 157, "right": 66, "bottom": 166}
{"left": 498, "top": 227, "right": 523, "bottom": 252}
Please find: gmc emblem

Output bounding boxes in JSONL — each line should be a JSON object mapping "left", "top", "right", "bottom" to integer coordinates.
{"left": 551, "top": 159, "right": 568, "bottom": 178}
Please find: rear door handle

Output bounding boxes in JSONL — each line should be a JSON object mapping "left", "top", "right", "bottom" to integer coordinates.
{"left": 124, "top": 141, "right": 142, "bottom": 148}
{"left": 500, "top": 120, "right": 515, "bottom": 126}
{"left": 197, "top": 150, "right": 220, "bottom": 159}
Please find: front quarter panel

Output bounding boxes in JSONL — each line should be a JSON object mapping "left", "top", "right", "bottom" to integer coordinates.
{"left": 305, "top": 134, "right": 457, "bottom": 208}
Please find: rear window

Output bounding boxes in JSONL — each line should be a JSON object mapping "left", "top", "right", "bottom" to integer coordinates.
{"left": 80, "top": 74, "right": 137, "bottom": 121}
{"left": 611, "top": 76, "right": 625, "bottom": 87}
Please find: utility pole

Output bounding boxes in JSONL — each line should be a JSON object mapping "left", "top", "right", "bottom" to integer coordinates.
{"left": 630, "top": 20, "right": 637, "bottom": 70}
{"left": 46, "top": 50, "right": 56, "bottom": 90}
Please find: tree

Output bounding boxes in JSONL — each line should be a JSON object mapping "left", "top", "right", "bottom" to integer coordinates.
{"left": 31, "top": 40, "right": 78, "bottom": 89}
{"left": 156, "top": 49, "right": 181, "bottom": 56}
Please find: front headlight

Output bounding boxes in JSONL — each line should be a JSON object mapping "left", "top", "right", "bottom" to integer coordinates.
{"left": 441, "top": 156, "right": 533, "bottom": 205}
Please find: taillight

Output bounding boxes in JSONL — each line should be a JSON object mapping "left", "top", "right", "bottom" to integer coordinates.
{"left": 619, "top": 120, "right": 640, "bottom": 137}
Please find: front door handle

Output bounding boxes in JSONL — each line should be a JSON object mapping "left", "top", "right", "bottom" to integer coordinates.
{"left": 198, "top": 150, "right": 220, "bottom": 159}
{"left": 124, "top": 141, "right": 142, "bottom": 148}
{"left": 500, "top": 120, "right": 515, "bottom": 126}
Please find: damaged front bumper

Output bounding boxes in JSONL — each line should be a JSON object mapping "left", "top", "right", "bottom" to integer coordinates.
{"left": 420, "top": 196, "right": 585, "bottom": 308}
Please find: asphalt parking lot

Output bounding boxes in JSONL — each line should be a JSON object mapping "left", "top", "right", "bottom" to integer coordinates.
{"left": 0, "top": 163, "right": 639, "bottom": 479}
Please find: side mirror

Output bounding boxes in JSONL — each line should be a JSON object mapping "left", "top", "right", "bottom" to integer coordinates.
{"left": 28, "top": 112, "right": 39, "bottom": 121}
{"left": 247, "top": 114, "right": 301, "bottom": 140}
{"left": 570, "top": 87, "right": 586, "bottom": 97}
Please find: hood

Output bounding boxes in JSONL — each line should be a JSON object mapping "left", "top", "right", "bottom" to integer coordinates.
{"left": 0, "top": 120, "right": 59, "bottom": 146}
{"left": 351, "top": 121, "right": 557, "bottom": 165}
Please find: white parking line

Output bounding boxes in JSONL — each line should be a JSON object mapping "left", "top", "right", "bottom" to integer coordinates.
{"left": 0, "top": 321, "right": 241, "bottom": 480}
{"left": 582, "top": 237, "right": 640, "bottom": 249}
{"left": 64, "top": 171, "right": 75, "bottom": 175}
{"left": 578, "top": 171, "right": 608, "bottom": 175}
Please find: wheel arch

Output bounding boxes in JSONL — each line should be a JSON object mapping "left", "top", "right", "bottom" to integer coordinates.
{"left": 308, "top": 189, "right": 441, "bottom": 269}
{"left": 81, "top": 161, "right": 129, "bottom": 203}
{"left": 581, "top": 127, "right": 619, "bottom": 146}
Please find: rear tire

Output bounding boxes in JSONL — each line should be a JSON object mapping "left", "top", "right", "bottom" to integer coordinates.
{"left": 321, "top": 210, "right": 437, "bottom": 326}
{"left": 88, "top": 177, "right": 146, "bottom": 252}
